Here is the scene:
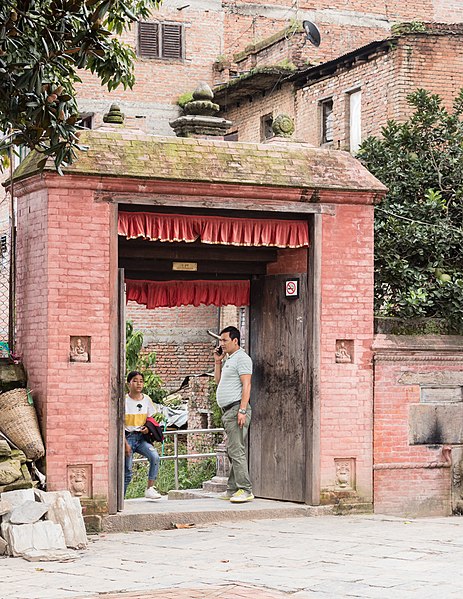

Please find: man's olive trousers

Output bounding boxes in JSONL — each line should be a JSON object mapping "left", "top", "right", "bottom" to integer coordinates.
{"left": 221, "top": 403, "right": 252, "bottom": 493}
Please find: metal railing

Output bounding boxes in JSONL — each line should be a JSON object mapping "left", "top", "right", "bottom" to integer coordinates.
{"left": 133, "top": 427, "right": 225, "bottom": 489}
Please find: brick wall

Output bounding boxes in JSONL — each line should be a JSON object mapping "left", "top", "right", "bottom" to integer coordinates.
{"left": 372, "top": 335, "right": 463, "bottom": 516}
{"left": 223, "top": 82, "right": 296, "bottom": 142}
{"left": 71, "top": 2, "right": 461, "bottom": 137}
{"left": 319, "top": 204, "right": 374, "bottom": 503}
{"left": 126, "top": 302, "right": 218, "bottom": 389}
{"left": 15, "top": 175, "right": 115, "bottom": 502}
{"left": 223, "top": 33, "right": 463, "bottom": 149}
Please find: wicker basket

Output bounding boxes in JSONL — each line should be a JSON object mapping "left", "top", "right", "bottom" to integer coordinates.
{"left": 0, "top": 388, "right": 45, "bottom": 460}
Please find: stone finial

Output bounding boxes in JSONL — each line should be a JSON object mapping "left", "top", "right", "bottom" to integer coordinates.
{"left": 184, "top": 82, "right": 219, "bottom": 117}
{"left": 192, "top": 82, "right": 214, "bottom": 101}
{"left": 103, "top": 104, "right": 124, "bottom": 125}
{"left": 272, "top": 114, "right": 295, "bottom": 138}
{"left": 170, "top": 81, "right": 232, "bottom": 138}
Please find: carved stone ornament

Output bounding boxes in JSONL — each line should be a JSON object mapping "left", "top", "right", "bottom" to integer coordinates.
{"left": 335, "top": 340, "right": 353, "bottom": 363}
{"left": 272, "top": 114, "right": 295, "bottom": 138}
{"left": 70, "top": 336, "right": 90, "bottom": 363}
{"left": 335, "top": 458, "right": 355, "bottom": 489}
{"left": 67, "top": 465, "right": 92, "bottom": 498}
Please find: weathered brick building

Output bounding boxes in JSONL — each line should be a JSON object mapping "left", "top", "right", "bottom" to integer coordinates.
{"left": 216, "top": 25, "right": 463, "bottom": 148}
{"left": 74, "top": 1, "right": 463, "bottom": 135}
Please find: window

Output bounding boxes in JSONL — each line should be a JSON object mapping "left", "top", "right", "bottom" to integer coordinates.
{"left": 260, "top": 113, "right": 273, "bottom": 141}
{"left": 78, "top": 113, "right": 93, "bottom": 129}
{"left": 138, "top": 22, "right": 184, "bottom": 60}
{"left": 320, "top": 98, "right": 333, "bottom": 145}
{"left": 348, "top": 89, "right": 362, "bottom": 153}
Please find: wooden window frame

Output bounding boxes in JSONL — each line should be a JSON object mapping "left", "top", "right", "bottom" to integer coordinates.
{"left": 260, "top": 113, "right": 273, "bottom": 141}
{"left": 320, "top": 97, "right": 334, "bottom": 146}
{"left": 138, "top": 21, "right": 184, "bottom": 60}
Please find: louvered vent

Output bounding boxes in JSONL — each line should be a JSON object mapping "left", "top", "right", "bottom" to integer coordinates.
{"left": 161, "top": 23, "right": 183, "bottom": 59}
{"left": 138, "top": 22, "right": 159, "bottom": 59}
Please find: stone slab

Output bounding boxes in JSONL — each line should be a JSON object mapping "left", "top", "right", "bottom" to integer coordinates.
{"left": 0, "top": 459, "right": 22, "bottom": 485}
{"left": 1, "top": 520, "right": 66, "bottom": 557}
{"left": 0, "top": 498, "right": 12, "bottom": 516}
{"left": 0, "top": 439, "right": 11, "bottom": 457}
{"left": 36, "top": 489, "right": 88, "bottom": 549}
{"left": 0, "top": 488, "right": 35, "bottom": 521}
{"left": 409, "top": 404, "right": 463, "bottom": 444}
{"left": 9, "top": 500, "right": 49, "bottom": 524}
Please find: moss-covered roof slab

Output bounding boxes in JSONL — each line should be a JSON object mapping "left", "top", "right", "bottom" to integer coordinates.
{"left": 13, "top": 127, "right": 386, "bottom": 194}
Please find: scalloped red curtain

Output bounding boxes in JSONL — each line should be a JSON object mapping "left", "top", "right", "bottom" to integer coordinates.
{"left": 126, "top": 279, "right": 250, "bottom": 308}
{"left": 118, "top": 211, "right": 309, "bottom": 248}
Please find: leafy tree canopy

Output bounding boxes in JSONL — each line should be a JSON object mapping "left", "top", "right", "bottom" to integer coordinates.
{"left": 358, "top": 89, "right": 463, "bottom": 331}
{"left": 0, "top": 0, "right": 161, "bottom": 173}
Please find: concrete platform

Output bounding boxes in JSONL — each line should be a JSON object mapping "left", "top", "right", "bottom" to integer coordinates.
{"left": 102, "top": 491, "right": 338, "bottom": 533}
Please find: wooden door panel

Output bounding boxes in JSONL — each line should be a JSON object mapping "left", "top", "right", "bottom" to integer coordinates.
{"left": 249, "top": 274, "right": 308, "bottom": 502}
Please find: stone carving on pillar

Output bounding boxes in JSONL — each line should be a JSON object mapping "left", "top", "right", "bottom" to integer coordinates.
{"left": 70, "top": 336, "right": 90, "bottom": 363}
{"left": 335, "top": 340, "right": 353, "bottom": 363}
{"left": 334, "top": 458, "right": 355, "bottom": 490}
{"left": 451, "top": 447, "right": 463, "bottom": 514}
{"left": 67, "top": 465, "right": 92, "bottom": 498}
{"left": 169, "top": 82, "right": 232, "bottom": 138}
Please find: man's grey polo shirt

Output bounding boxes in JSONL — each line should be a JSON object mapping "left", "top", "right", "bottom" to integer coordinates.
{"left": 216, "top": 348, "right": 253, "bottom": 408}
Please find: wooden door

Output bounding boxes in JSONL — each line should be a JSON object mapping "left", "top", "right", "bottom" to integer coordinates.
{"left": 249, "top": 274, "right": 309, "bottom": 502}
{"left": 117, "top": 269, "right": 126, "bottom": 511}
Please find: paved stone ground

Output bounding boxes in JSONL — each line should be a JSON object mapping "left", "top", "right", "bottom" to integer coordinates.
{"left": 2, "top": 514, "right": 463, "bottom": 599}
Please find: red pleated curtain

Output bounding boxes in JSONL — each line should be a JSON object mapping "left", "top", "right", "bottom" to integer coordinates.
{"left": 119, "top": 212, "right": 309, "bottom": 308}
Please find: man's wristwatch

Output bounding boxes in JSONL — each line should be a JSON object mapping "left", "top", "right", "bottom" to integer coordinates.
{"left": 238, "top": 408, "right": 247, "bottom": 415}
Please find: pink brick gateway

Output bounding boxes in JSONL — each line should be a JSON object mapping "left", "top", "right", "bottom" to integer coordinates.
{"left": 9, "top": 120, "right": 463, "bottom": 520}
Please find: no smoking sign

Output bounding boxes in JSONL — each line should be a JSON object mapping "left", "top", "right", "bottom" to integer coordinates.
{"left": 285, "top": 278, "right": 299, "bottom": 299}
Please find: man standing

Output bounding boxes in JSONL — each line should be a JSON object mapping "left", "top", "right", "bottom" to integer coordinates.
{"left": 214, "top": 325, "right": 253, "bottom": 503}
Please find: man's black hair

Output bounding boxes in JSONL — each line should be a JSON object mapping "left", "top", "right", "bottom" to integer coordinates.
{"left": 127, "top": 370, "right": 144, "bottom": 383}
{"left": 220, "top": 325, "right": 241, "bottom": 345}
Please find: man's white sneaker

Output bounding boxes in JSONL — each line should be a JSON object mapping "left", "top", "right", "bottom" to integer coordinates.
{"left": 229, "top": 489, "right": 254, "bottom": 503}
{"left": 145, "top": 488, "right": 161, "bottom": 500}
{"left": 217, "top": 490, "right": 235, "bottom": 500}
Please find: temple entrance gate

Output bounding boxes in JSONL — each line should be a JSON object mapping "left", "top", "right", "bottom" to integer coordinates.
{"left": 115, "top": 207, "right": 314, "bottom": 510}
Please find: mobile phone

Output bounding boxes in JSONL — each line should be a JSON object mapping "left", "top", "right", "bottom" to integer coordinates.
{"left": 216, "top": 346, "right": 223, "bottom": 355}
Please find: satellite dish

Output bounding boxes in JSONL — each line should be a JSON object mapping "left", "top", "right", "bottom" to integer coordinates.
{"left": 302, "top": 20, "right": 321, "bottom": 47}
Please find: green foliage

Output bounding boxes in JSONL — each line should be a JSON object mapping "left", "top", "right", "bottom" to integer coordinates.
{"left": 125, "top": 321, "right": 166, "bottom": 403}
{"left": 358, "top": 89, "right": 463, "bottom": 331}
{"left": 0, "top": 0, "right": 162, "bottom": 173}
{"left": 125, "top": 455, "right": 216, "bottom": 497}
{"left": 176, "top": 91, "right": 194, "bottom": 108}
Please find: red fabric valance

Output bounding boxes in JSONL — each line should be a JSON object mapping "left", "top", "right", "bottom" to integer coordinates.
{"left": 126, "top": 279, "right": 250, "bottom": 308}
{"left": 118, "top": 212, "right": 309, "bottom": 248}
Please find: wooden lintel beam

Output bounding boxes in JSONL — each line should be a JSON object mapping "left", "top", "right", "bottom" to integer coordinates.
{"left": 124, "top": 271, "right": 252, "bottom": 281}
{"left": 118, "top": 239, "right": 278, "bottom": 263}
{"left": 119, "top": 258, "right": 266, "bottom": 275}
{"left": 99, "top": 192, "right": 335, "bottom": 215}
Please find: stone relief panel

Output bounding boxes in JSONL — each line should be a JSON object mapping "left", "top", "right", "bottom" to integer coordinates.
{"left": 451, "top": 447, "right": 463, "bottom": 515}
{"left": 334, "top": 458, "right": 356, "bottom": 490}
{"left": 335, "top": 340, "right": 353, "bottom": 364}
{"left": 70, "top": 336, "right": 91, "bottom": 363}
{"left": 67, "top": 464, "right": 92, "bottom": 498}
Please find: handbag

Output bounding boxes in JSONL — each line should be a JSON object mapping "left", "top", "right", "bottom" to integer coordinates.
{"left": 145, "top": 416, "right": 164, "bottom": 443}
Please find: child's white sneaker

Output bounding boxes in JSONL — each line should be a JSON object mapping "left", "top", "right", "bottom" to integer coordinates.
{"left": 145, "top": 488, "right": 161, "bottom": 500}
